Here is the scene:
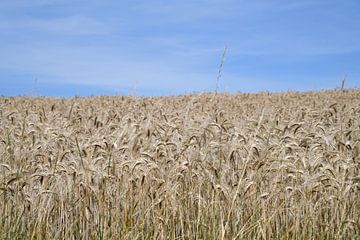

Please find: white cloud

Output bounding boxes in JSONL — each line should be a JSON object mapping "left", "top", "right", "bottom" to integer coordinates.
{"left": 29, "top": 15, "right": 111, "bottom": 35}
{"left": 0, "top": 42, "right": 218, "bottom": 92}
{"left": 0, "top": 15, "right": 111, "bottom": 36}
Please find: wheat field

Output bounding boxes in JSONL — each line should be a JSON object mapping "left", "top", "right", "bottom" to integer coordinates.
{"left": 0, "top": 89, "right": 359, "bottom": 239}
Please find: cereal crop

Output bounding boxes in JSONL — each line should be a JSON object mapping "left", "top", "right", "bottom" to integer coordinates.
{"left": 0, "top": 89, "right": 359, "bottom": 239}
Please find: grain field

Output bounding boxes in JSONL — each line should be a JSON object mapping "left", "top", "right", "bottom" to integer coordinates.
{"left": 0, "top": 89, "right": 359, "bottom": 239}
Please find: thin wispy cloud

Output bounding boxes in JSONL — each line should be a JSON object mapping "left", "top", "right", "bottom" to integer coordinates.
{"left": 0, "top": 15, "right": 111, "bottom": 36}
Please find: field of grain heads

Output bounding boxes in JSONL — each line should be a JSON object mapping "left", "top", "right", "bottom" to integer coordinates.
{"left": 0, "top": 89, "right": 359, "bottom": 239}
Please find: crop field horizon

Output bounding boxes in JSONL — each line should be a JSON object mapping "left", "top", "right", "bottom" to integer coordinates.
{"left": 0, "top": 89, "right": 359, "bottom": 239}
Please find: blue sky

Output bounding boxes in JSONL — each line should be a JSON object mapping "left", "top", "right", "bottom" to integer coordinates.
{"left": 0, "top": 0, "right": 359, "bottom": 96}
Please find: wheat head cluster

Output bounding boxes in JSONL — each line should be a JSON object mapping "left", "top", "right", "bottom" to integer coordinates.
{"left": 0, "top": 90, "right": 359, "bottom": 239}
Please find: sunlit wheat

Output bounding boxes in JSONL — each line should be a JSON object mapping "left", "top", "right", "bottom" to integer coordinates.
{"left": 0, "top": 90, "right": 359, "bottom": 239}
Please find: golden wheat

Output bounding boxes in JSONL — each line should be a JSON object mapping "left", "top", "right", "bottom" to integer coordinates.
{"left": 0, "top": 90, "right": 359, "bottom": 239}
